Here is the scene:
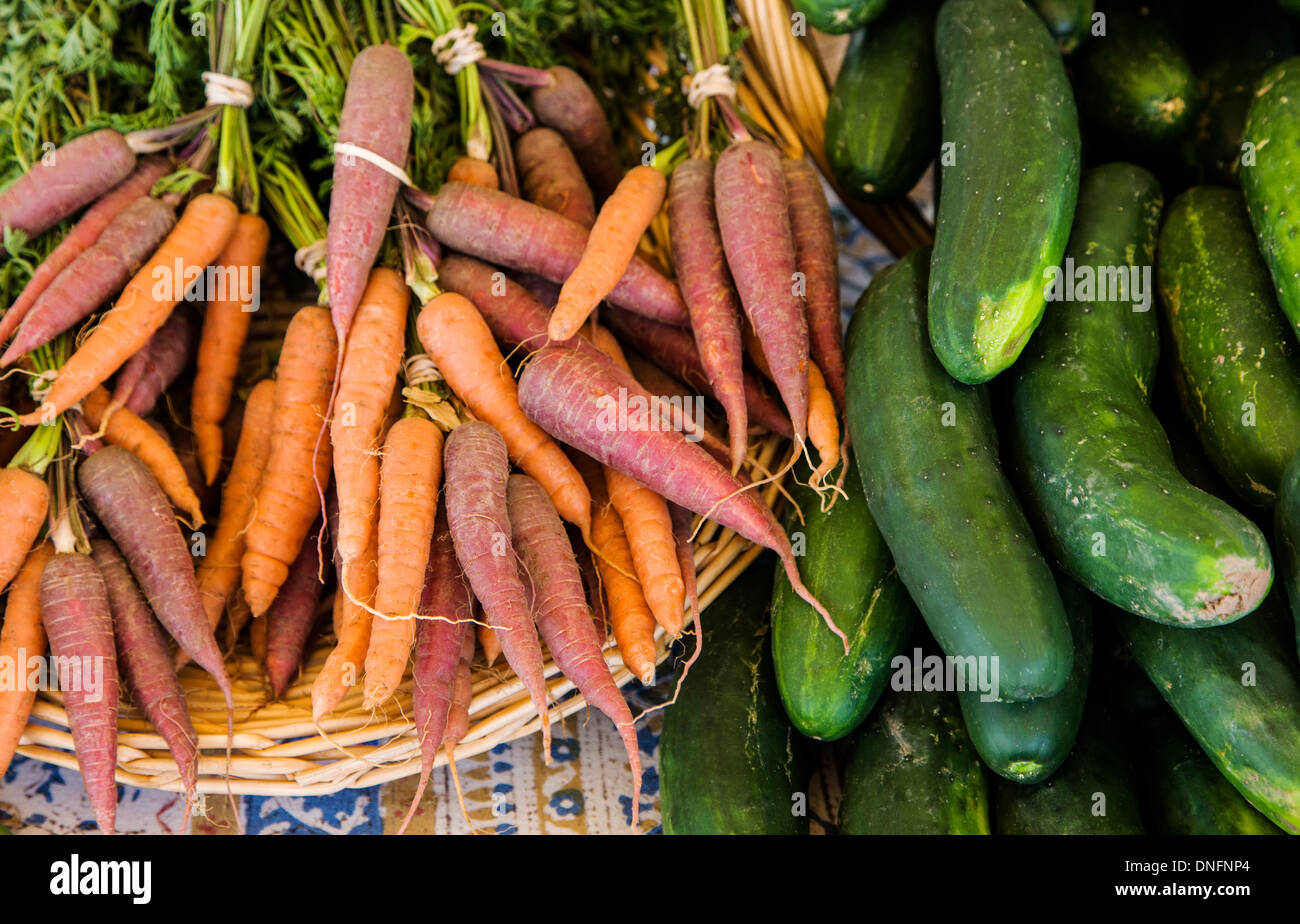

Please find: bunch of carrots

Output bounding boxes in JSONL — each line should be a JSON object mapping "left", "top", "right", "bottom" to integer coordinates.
{"left": 0, "top": 0, "right": 850, "bottom": 835}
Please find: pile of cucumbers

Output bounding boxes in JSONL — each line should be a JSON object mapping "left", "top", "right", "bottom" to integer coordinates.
{"left": 661, "top": 0, "right": 1300, "bottom": 835}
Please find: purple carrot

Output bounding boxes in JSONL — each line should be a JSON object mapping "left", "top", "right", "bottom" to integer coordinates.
{"left": 91, "top": 539, "right": 198, "bottom": 828}
{"left": 2, "top": 196, "right": 176, "bottom": 365}
{"left": 515, "top": 127, "right": 597, "bottom": 228}
{"left": 517, "top": 342, "right": 846, "bottom": 650}
{"left": 77, "top": 445, "right": 234, "bottom": 712}
{"left": 602, "top": 304, "right": 793, "bottom": 438}
{"left": 507, "top": 473, "right": 643, "bottom": 831}
{"left": 530, "top": 67, "right": 623, "bottom": 202}
{"left": 0, "top": 129, "right": 136, "bottom": 245}
{"left": 572, "top": 525, "right": 609, "bottom": 641}
{"left": 112, "top": 308, "right": 197, "bottom": 416}
{"left": 443, "top": 422, "right": 554, "bottom": 759}
{"left": 1, "top": 155, "right": 170, "bottom": 344}
{"left": 265, "top": 518, "right": 327, "bottom": 698}
{"left": 397, "top": 506, "right": 474, "bottom": 836}
{"left": 668, "top": 158, "right": 749, "bottom": 472}
{"left": 327, "top": 44, "right": 414, "bottom": 345}
{"left": 782, "top": 158, "right": 845, "bottom": 410}
{"left": 39, "top": 552, "right": 119, "bottom": 835}
{"left": 668, "top": 503, "right": 700, "bottom": 634}
{"left": 514, "top": 272, "right": 561, "bottom": 309}
{"left": 715, "top": 141, "right": 810, "bottom": 442}
{"left": 424, "top": 181, "right": 689, "bottom": 327}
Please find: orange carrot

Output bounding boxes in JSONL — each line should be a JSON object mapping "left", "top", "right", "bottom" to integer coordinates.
{"left": 81, "top": 387, "right": 204, "bottom": 525}
{"left": 0, "top": 469, "right": 49, "bottom": 594}
{"left": 17, "top": 193, "right": 240, "bottom": 425}
{"left": 191, "top": 214, "right": 270, "bottom": 484}
{"left": 478, "top": 625, "right": 501, "bottom": 666}
{"left": 331, "top": 268, "right": 409, "bottom": 566}
{"left": 363, "top": 415, "right": 444, "bottom": 708}
{"left": 195, "top": 379, "right": 276, "bottom": 635}
{"left": 548, "top": 165, "right": 667, "bottom": 341}
{"left": 807, "top": 361, "right": 840, "bottom": 487}
{"left": 250, "top": 612, "right": 268, "bottom": 665}
{"left": 311, "top": 529, "right": 378, "bottom": 720}
{"left": 447, "top": 155, "right": 499, "bottom": 189}
{"left": 241, "top": 306, "right": 338, "bottom": 616}
{"left": 416, "top": 291, "right": 590, "bottom": 538}
{"left": 0, "top": 542, "right": 53, "bottom": 773}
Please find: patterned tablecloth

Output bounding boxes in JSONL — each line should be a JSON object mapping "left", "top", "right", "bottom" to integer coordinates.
{"left": 0, "top": 179, "right": 931, "bottom": 836}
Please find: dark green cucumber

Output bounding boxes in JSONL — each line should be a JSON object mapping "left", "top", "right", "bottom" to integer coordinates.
{"left": 958, "top": 578, "right": 1092, "bottom": 784}
{"left": 1156, "top": 185, "right": 1300, "bottom": 505}
{"left": 840, "top": 685, "right": 989, "bottom": 834}
{"left": 1273, "top": 450, "right": 1300, "bottom": 660}
{"left": 846, "top": 247, "right": 1073, "bottom": 701}
{"left": 1027, "top": 0, "right": 1094, "bottom": 53}
{"left": 771, "top": 452, "right": 916, "bottom": 741}
{"left": 792, "top": 0, "right": 888, "bottom": 34}
{"left": 660, "top": 556, "right": 809, "bottom": 834}
{"left": 993, "top": 704, "right": 1145, "bottom": 834}
{"left": 824, "top": 0, "right": 939, "bottom": 203}
{"left": 1011, "top": 165, "right": 1273, "bottom": 625}
{"left": 1074, "top": 6, "right": 1199, "bottom": 150}
{"left": 1139, "top": 701, "right": 1283, "bottom": 835}
{"left": 929, "top": 0, "right": 1081, "bottom": 384}
{"left": 1115, "top": 591, "right": 1300, "bottom": 834}
{"left": 1242, "top": 58, "right": 1300, "bottom": 332}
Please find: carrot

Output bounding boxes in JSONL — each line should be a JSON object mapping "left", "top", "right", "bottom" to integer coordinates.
{"left": 0, "top": 155, "right": 170, "bottom": 345}
{"left": 515, "top": 127, "right": 596, "bottom": 228}
{"left": 0, "top": 468, "right": 49, "bottom": 594}
{"left": 0, "top": 542, "right": 53, "bottom": 774}
{"left": 331, "top": 268, "right": 409, "bottom": 565}
{"left": 443, "top": 421, "right": 552, "bottom": 759}
{"left": 576, "top": 455, "right": 657, "bottom": 686}
{"left": 507, "top": 473, "right": 643, "bottom": 830}
{"left": 311, "top": 528, "right": 377, "bottom": 721}
{"left": 423, "top": 182, "right": 688, "bottom": 328}
{"left": 193, "top": 379, "right": 275, "bottom": 641}
{"left": 518, "top": 342, "right": 847, "bottom": 649}
{"left": 806, "top": 361, "right": 840, "bottom": 487}
{"left": 668, "top": 158, "right": 749, "bottom": 472}
{"left": 81, "top": 387, "right": 204, "bottom": 526}
{"left": 250, "top": 612, "right": 268, "bottom": 665}
{"left": 531, "top": 67, "right": 623, "bottom": 201}
{"left": 39, "top": 551, "right": 119, "bottom": 835}
{"left": 191, "top": 214, "right": 270, "bottom": 483}
{"left": 15, "top": 193, "right": 239, "bottom": 425}
{"left": 91, "top": 539, "right": 198, "bottom": 828}
{"left": 478, "top": 625, "right": 501, "bottom": 666}
{"left": 624, "top": 349, "right": 726, "bottom": 445}
{"left": 436, "top": 254, "right": 551, "bottom": 349}
{"left": 2, "top": 196, "right": 177, "bottom": 365}
{"left": 266, "top": 518, "right": 327, "bottom": 698}
{"left": 0, "top": 129, "right": 136, "bottom": 243}
{"left": 514, "top": 273, "right": 561, "bottom": 309}
{"left": 396, "top": 506, "right": 473, "bottom": 836}
{"left": 669, "top": 503, "right": 700, "bottom": 633}
{"left": 241, "top": 305, "right": 338, "bottom": 617}
{"left": 549, "top": 165, "right": 667, "bottom": 341}
{"left": 77, "top": 445, "right": 235, "bottom": 699}
{"left": 441, "top": 625, "right": 475, "bottom": 817}
{"left": 782, "top": 158, "right": 845, "bottom": 411}
{"left": 715, "top": 141, "right": 810, "bottom": 442}
{"left": 327, "top": 44, "right": 414, "bottom": 346}
{"left": 114, "top": 307, "right": 197, "bottom": 416}
{"left": 226, "top": 589, "right": 253, "bottom": 652}
{"left": 363, "top": 415, "right": 444, "bottom": 709}
{"left": 447, "top": 155, "right": 499, "bottom": 189}
{"left": 416, "top": 291, "right": 590, "bottom": 539}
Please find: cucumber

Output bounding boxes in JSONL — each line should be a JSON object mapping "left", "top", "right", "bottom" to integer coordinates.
{"left": 958, "top": 577, "right": 1092, "bottom": 784}
{"left": 839, "top": 684, "right": 990, "bottom": 834}
{"left": 660, "top": 556, "right": 809, "bottom": 835}
{"left": 1156, "top": 185, "right": 1300, "bottom": 505}
{"left": 1242, "top": 58, "right": 1300, "bottom": 333}
{"left": 993, "top": 705, "right": 1145, "bottom": 834}
{"left": 929, "top": 0, "right": 1081, "bottom": 384}
{"left": 1138, "top": 699, "right": 1283, "bottom": 835}
{"left": 846, "top": 247, "right": 1074, "bottom": 701}
{"left": 1272, "top": 450, "right": 1300, "bottom": 660}
{"left": 1027, "top": 0, "right": 1094, "bottom": 53}
{"left": 1073, "top": 6, "right": 1200, "bottom": 150}
{"left": 824, "top": 0, "right": 939, "bottom": 203}
{"left": 1115, "top": 590, "right": 1300, "bottom": 834}
{"left": 771, "top": 453, "right": 916, "bottom": 740}
{"left": 1011, "top": 165, "right": 1273, "bottom": 625}
{"left": 792, "top": 0, "right": 888, "bottom": 35}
